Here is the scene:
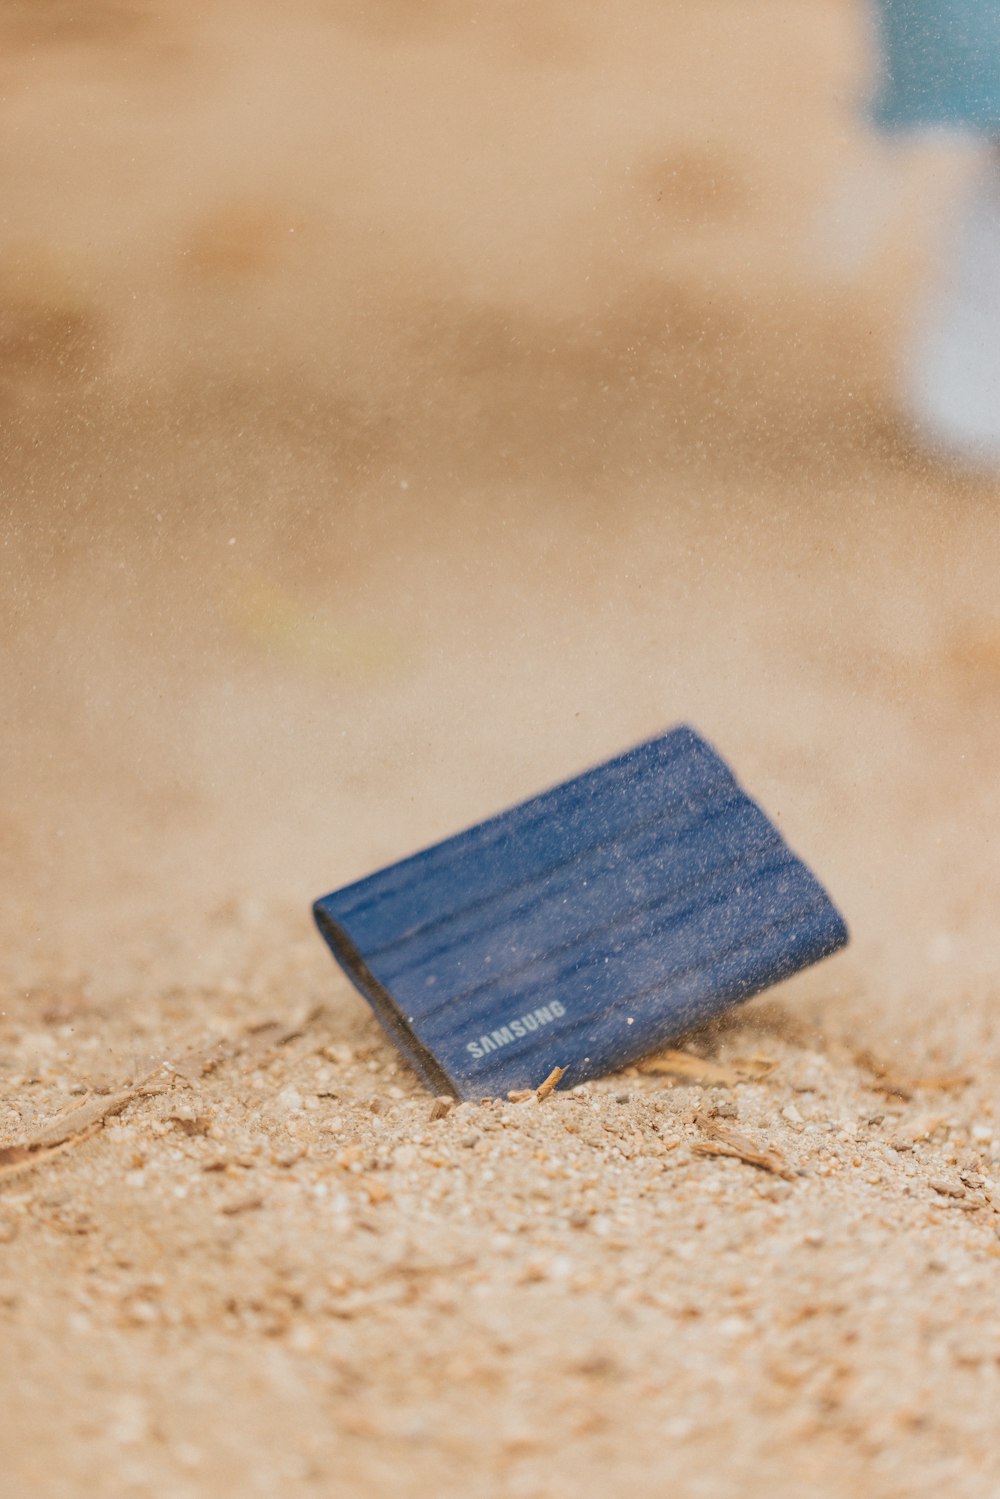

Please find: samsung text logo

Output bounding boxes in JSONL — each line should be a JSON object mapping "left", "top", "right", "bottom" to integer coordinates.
{"left": 466, "top": 1001, "right": 566, "bottom": 1060}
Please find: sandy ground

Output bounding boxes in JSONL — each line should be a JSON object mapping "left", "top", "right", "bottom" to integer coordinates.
{"left": 4, "top": 1, "right": 1000, "bottom": 1495}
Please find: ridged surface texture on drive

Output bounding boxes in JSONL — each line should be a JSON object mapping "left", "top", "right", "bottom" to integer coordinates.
{"left": 313, "top": 726, "right": 848, "bottom": 1099}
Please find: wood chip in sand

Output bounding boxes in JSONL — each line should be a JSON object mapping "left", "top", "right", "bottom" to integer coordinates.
{"left": 167, "top": 1037, "right": 239, "bottom": 1084}
{"left": 638, "top": 1049, "right": 777, "bottom": 1087}
{"left": 9, "top": 1088, "right": 147, "bottom": 1153}
{"left": 692, "top": 1113, "right": 795, "bottom": 1180}
{"left": 240, "top": 1009, "right": 323, "bottom": 1062}
{"left": 167, "top": 1006, "right": 326, "bottom": 1084}
{"left": 0, "top": 1087, "right": 149, "bottom": 1182}
{"left": 0, "top": 1126, "right": 105, "bottom": 1182}
{"left": 0, "top": 1009, "right": 326, "bottom": 1184}
{"left": 534, "top": 1066, "right": 567, "bottom": 1102}
{"left": 852, "top": 1047, "right": 971, "bottom": 1101}
{"left": 219, "top": 1195, "right": 264, "bottom": 1217}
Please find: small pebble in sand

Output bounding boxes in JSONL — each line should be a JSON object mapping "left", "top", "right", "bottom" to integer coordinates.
{"left": 709, "top": 1100, "right": 738, "bottom": 1120}
{"left": 929, "top": 1178, "right": 966, "bottom": 1198}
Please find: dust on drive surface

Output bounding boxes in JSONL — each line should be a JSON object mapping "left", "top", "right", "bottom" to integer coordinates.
{"left": 3, "top": 2, "right": 1000, "bottom": 1496}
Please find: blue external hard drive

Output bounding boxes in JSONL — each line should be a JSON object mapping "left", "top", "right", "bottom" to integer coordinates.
{"left": 313, "top": 726, "right": 848, "bottom": 1099}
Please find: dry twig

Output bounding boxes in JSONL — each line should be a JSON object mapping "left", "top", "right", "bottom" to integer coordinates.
{"left": 638, "top": 1049, "right": 777, "bottom": 1087}
{"left": 534, "top": 1066, "right": 567, "bottom": 1102}
{"left": 853, "top": 1047, "right": 971, "bottom": 1101}
{"left": 0, "top": 1089, "right": 153, "bottom": 1182}
{"left": 0, "top": 1125, "right": 104, "bottom": 1183}
{"left": 692, "top": 1113, "right": 794, "bottom": 1180}
{"left": 0, "top": 1009, "right": 326, "bottom": 1185}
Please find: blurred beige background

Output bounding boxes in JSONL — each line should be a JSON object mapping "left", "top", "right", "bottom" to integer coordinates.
{"left": 4, "top": 0, "right": 997, "bottom": 1026}
{"left": 3, "top": 3, "right": 1000, "bottom": 1496}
